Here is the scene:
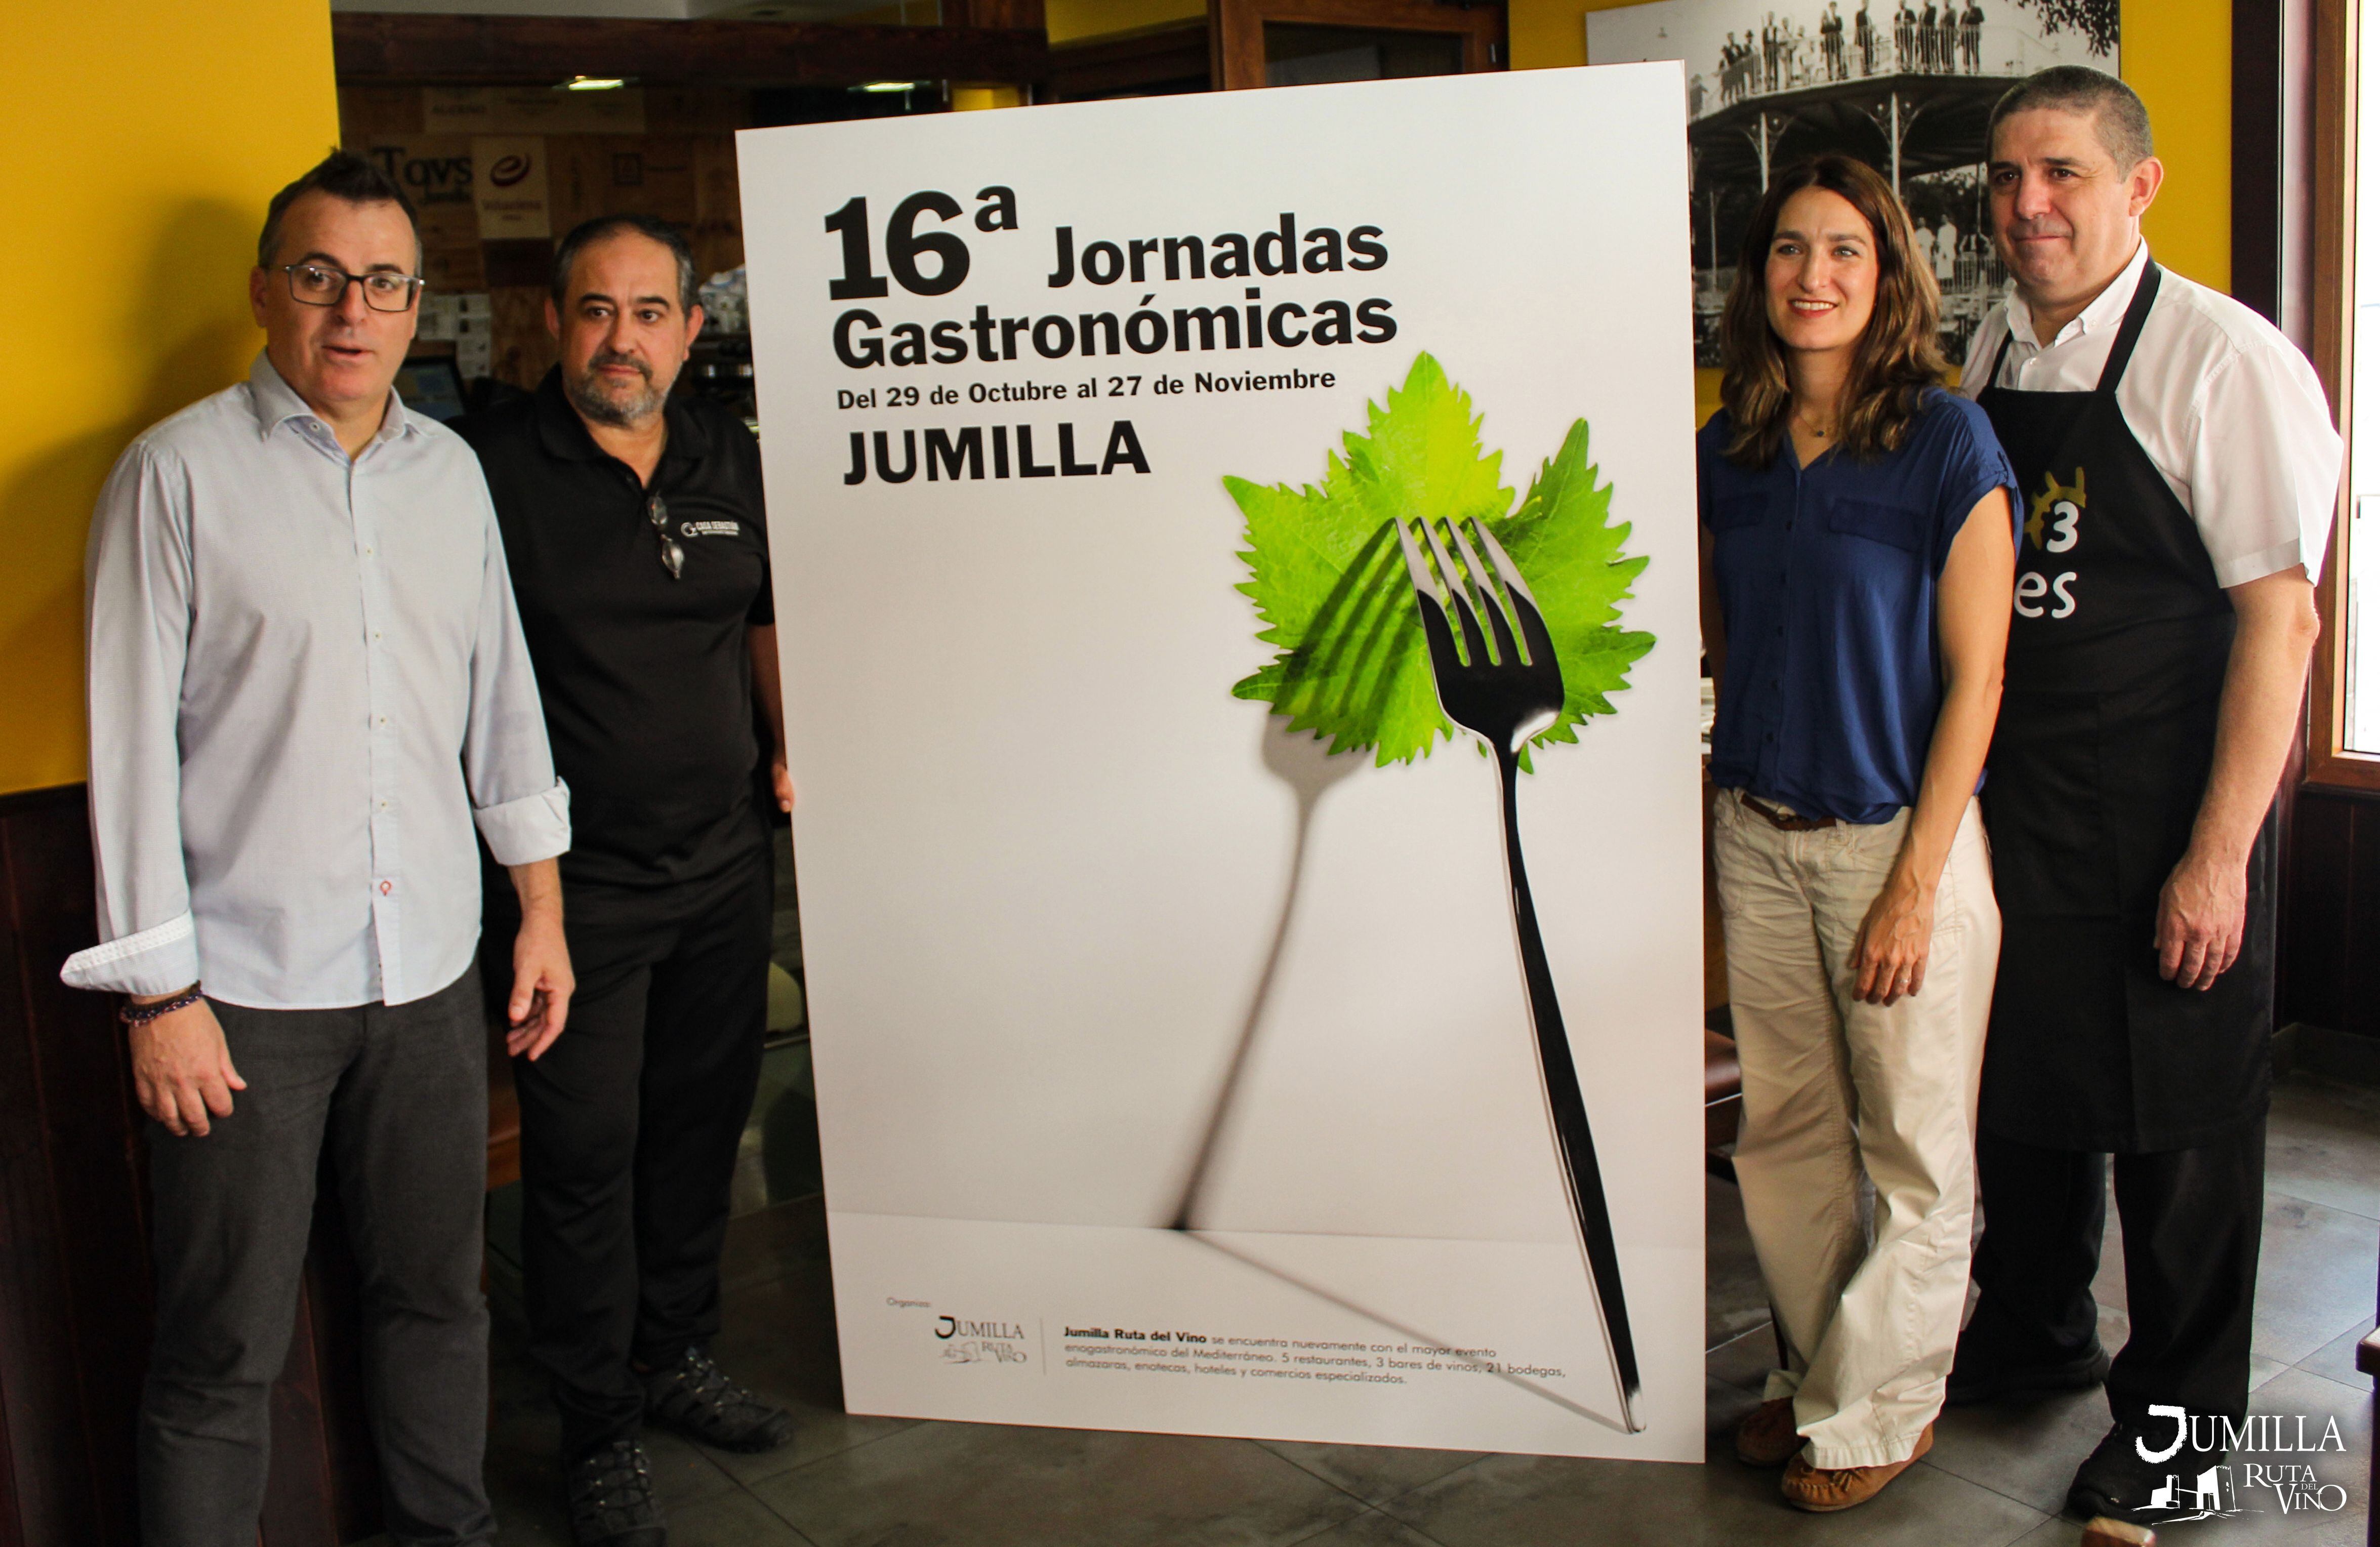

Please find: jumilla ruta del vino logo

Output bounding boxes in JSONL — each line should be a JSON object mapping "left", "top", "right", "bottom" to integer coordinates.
{"left": 1227, "top": 354, "right": 1655, "bottom": 765}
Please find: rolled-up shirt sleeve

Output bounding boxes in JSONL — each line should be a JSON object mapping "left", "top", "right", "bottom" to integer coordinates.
{"left": 2186, "top": 337, "right": 2344, "bottom": 588}
{"left": 63, "top": 442, "right": 203, "bottom": 996}
{"left": 462, "top": 486, "right": 570, "bottom": 866}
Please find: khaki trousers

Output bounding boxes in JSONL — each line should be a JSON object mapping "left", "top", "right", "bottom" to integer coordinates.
{"left": 1713, "top": 789, "right": 1999, "bottom": 1469}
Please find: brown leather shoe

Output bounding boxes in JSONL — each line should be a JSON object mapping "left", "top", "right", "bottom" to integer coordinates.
{"left": 1734, "top": 1397, "right": 1802, "bottom": 1467}
{"left": 1780, "top": 1423, "right": 1934, "bottom": 1512}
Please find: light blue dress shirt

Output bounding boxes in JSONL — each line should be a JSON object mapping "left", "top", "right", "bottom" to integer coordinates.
{"left": 62, "top": 354, "right": 570, "bottom": 1009}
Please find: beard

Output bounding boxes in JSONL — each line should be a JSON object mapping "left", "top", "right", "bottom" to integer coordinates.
{"left": 564, "top": 348, "right": 669, "bottom": 427}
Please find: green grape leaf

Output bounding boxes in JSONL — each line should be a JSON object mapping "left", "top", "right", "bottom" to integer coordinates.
{"left": 1228, "top": 353, "right": 1655, "bottom": 767}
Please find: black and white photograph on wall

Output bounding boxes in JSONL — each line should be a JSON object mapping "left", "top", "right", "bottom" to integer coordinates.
{"left": 1587, "top": 0, "right": 2118, "bottom": 365}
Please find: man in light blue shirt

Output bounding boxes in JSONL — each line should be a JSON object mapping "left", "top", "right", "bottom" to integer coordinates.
{"left": 63, "top": 151, "right": 573, "bottom": 1547}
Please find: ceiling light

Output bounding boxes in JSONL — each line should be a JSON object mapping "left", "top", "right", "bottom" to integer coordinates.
{"left": 856, "top": 80, "right": 919, "bottom": 93}
{"left": 560, "top": 76, "right": 629, "bottom": 92}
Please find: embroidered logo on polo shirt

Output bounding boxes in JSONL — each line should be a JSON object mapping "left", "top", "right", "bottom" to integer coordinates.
{"left": 679, "top": 520, "right": 741, "bottom": 538}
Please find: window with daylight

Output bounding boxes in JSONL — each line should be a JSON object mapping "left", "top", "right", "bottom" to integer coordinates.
{"left": 2309, "top": 0, "right": 2380, "bottom": 788}
{"left": 2345, "top": 0, "right": 2380, "bottom": 762}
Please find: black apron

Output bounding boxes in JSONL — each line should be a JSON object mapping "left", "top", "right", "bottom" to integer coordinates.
{"left": 1975, "top": 262, "right": 2277, "bottom": 1154}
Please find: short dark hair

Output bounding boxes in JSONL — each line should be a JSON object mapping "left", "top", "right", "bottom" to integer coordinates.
{"left": 257, "top": 150, "right": 421, "bottom": 271}
{"left": 551, "top": 214, "right": 700, "bottom": 315}
{"left": 1987, "top": 66, "right": 2153, "bottom": 169}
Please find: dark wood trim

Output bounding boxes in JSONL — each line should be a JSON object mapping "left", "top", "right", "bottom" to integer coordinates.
{"left": 1210, "top": 0, "right": 1505, "bottom": 90}
{"left": 331, "top": 13, "right": 1050, "bottom": 91}
{"left": 939, "top": 0, "right": 1046, "bottom": 31}
{"left": 1210, "top": 0, "right": 1254, "bottom": 94}
{"left": 2304, "top": 0, "right": 2379, "bottom": 793}
{"left": 0, "top": 788, "right": 86, "bottom": 820}
{"left": 1047, "top": 22, "right": 1214, "bottom": 100}
{"left": 2234, "top": 0, "right": 2283, "bottom": 323}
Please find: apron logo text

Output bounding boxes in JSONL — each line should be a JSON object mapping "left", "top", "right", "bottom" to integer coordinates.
{"left": 2016, "top": 466, "right": 2086, "bottom": 619}
{"left": 2027, "top": 466, "right": 2084, "bottom": 553}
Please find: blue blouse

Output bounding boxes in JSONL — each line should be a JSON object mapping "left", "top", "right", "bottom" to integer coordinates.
{"left": 1699, "top": 388, "right": 2017, "bottom": 825}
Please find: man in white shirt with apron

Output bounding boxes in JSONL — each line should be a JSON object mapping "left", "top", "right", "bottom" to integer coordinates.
{"left": 1948, "top": 68, "right": 2339, "bottom": 1519}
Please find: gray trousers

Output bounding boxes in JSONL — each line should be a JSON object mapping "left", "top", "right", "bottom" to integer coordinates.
{"left": 140, "top": 968, "right": 495, "bottom": 1547}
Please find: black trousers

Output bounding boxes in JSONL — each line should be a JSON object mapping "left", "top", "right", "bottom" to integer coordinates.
{"left": 488, "top": 840, "right": 772, "bottom": 1457}
{"left": 1963, "top": 1114, "right": 2267, "bottom": 1430}
{"left": 143, "top": 970, "right": 494, "bottom": 1547}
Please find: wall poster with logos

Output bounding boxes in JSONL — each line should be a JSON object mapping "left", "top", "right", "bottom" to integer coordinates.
{"left": 738, "top": 65, "right": 1706, "bottom": 1461}
{"left": 470, "top": 134, "right": 552, "bottom": 241}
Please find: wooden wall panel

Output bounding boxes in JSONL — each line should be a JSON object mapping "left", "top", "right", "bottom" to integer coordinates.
{"left": 2283, "top": 788, "right": 2380, "bottom": 1039}
{"left": 337, "top": 85, "right": 423, "bottom": 142}
{"left": 648, "top": 88, "right": 756, "bottom": 134}
{"left": 691, "top": 135, "right": 746, "bottom": 287}
{"left": 341, "top": 87, "right": 753, "bottom": 390}
{"left": 0, "top": 787, "right": 136, "bottom": 1547}
{"left": 0, "top": 786, "right": 381, "bottom": 1547}
{"left": 487, "top": 286, "right": 559, "bottom": 391}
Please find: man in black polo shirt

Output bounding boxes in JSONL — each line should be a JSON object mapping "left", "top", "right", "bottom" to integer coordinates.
{"left": 461, "top": 214, "right": 794, "bottom": 1547}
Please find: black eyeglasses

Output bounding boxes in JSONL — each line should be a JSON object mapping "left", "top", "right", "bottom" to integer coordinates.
{"left": 279, "top": 263, "right": 425, "bottom": 313}
{"left": 647, "top": 495, "right": 684, "bottom": 580}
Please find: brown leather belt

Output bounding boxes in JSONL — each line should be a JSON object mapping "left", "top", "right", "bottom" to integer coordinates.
{"left": 1741, "top": 793, "right": 1839, "bottom": 832}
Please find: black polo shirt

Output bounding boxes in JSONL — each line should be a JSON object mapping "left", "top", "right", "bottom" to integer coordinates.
{"left": 460, "top": 369, "right": 773, "bottom": 889}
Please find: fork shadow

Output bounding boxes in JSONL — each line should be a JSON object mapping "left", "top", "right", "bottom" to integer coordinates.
{"left": 1163, "top": 711, "right": 1362, "bottom": 1231}
{"left": 1157, "top": 712, "right": 1634, "bottom": 1435}
{"left": 1162, "top": 530, "right": 1636, "bottom": 1435}
{"left": 1178, "top": 1231, "right": 1632, "bottom": 1436}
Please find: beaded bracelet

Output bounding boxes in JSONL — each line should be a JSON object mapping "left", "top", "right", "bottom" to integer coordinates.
{"left": 120, "top": 985, "right": 204, "bottom": 1026}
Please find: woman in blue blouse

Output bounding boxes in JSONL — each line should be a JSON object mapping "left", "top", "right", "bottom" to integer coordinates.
{"left": 1701, "top": 154, "right": 2017, "bottom": 1511}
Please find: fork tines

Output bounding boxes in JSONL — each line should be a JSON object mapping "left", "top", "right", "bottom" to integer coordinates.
{"left": 1393, "top": 516, "right": 1535, "bottom": 669}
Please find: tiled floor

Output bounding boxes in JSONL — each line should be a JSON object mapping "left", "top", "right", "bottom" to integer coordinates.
{"left": 431, "top": 1068, "right": 2378, "bottom": 1547}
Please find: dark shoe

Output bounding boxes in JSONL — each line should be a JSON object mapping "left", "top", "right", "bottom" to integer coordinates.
{"left": 1781, "top": 1423, "right": 1933, "bottom": 1512}
{"left": 642, "top": 1348, "right": 796, "bottom": 1453}
{"left": 1945, "top": 1342, "right": 2111, "bottom": 1406}
{"left": 2067, "top": 1421, "right": 2227, "bottom": 1520}
{"left": 1734, "top": 1397, "right": 1802, "bottom": 1467}
{"left": 565, "top": 1440, "right": 665, "bottom": 1547}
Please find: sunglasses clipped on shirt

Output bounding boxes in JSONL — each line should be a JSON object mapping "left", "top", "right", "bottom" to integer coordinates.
{"left": 647, "top": 495, "right": 684, "bottom": 580}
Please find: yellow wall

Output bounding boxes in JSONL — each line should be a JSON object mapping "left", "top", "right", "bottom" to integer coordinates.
{"left": 0, "top": 4, "right": 341, "bottom": 795}
{"left": 2119, "top": 0, "right": 2230, "bottom": 290}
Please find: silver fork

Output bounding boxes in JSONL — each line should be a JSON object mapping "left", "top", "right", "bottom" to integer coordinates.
{"left": 1396, "top": 516, "right": 1643, "bottom": 1435}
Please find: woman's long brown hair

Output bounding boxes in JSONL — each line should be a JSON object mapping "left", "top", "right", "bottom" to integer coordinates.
{"left": 1718, "top": 154, "right": 1947, "bottom": 469}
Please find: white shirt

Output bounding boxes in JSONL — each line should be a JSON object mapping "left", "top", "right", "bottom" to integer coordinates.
{"left": 1959, "top": 241, "right": 2342, "bottom": 588}
{"left": 62, "top": 354, "right": 570, "bottom": 1009}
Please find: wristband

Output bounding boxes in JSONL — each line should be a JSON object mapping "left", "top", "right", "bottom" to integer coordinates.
{"left": 121, "top": 986, "right": 203, "bottom": 1026}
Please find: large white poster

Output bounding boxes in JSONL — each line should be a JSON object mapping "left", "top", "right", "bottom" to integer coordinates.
{"left": 740, "top": 64, "right": 1704, "bottom": 1461}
